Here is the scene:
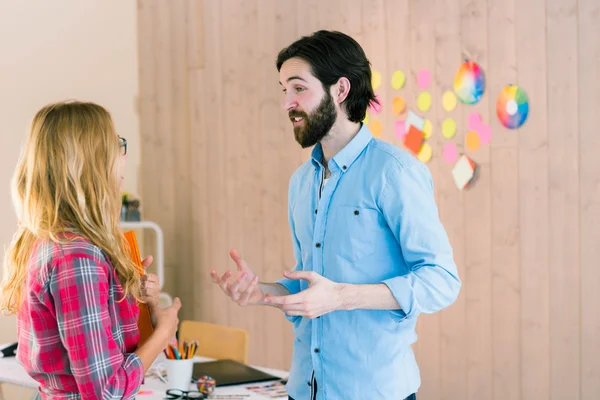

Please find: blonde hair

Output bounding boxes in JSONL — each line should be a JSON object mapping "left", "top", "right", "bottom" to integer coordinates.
{"left": 1, "top": 100, "right": 142, "bottom": 314}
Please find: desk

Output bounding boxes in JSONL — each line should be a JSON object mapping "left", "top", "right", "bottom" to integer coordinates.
{"left": 0, "top": 346, "right": 289, "bottom": 400}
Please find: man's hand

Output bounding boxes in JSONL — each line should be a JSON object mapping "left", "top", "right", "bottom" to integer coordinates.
{"left": 264, "top": 271, "right": 342, "bottom": 318}
{"left": 210, "top": 249, "right": 266, "bottom": 306}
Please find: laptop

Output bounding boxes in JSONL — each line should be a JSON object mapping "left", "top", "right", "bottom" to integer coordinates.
{"left": 192, "top": 359, "right": 281, "bottom": 387}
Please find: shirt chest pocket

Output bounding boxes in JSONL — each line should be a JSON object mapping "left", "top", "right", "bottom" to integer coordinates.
{"left": 326, "top": 205, "right": 380, "bottom": 263}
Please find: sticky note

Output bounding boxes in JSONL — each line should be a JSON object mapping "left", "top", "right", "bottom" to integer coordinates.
{"left": 442, "top": 91, "right": 457, "bottom": 112}
{"left": 443, "top": 142, "right": 459, "bottom": 164}
{"left": 392, "top": 96, "right": 406, "bottom": 116}
{"left": 452, "top": 155, "right": 476, "bottom": 190}
{"left": 417, "top": 92, "right": 432, "bottom": 112}
{"left": 467, "top": 111, "right": 492, "bottom": 144}
{"left": 442, "top": 118, "right": 457, "bottom": 139}
{"left": 372, "top": 71, "right": 382, "bottom": 90}
{"left": 406, "top": 111, "right": 425, "bottom": 132}
{"left": 478, "top": 124, "right": 492, "bottom": 144}
{"left": 394, "top": 120, "right": 406, "bottom": 139}
{"left": 363, "top": 111, "right": 370, "bottom": 125}
{"left": 417, "top": 69, "right": 431, "bottom": 89}
{"left": 369, "top": 120, "right": 383, "bottom": 138}
{"left": 404, "top": 125, "right": 424, "bottom": 155}
{"left": 423, "top": 119, "right": 433, "bottom": 139}
{"left": 391, "top": 70, "right": 406, "bottom": 89}
{"left": 468, "top": 111, "right": 481, "bottom": 130}
{"left": 466, "top": 131, "right": 481, "bottom": 151}
{"left": 417, "top": 143, "right": 433, "bottom": 163}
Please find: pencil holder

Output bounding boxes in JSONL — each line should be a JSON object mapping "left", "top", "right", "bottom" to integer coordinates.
{"left": 165, "top": 358, "right": 194, "bottom": 391}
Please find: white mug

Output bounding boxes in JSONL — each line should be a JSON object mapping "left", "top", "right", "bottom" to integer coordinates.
{"left": 164, "top": 358, "right": 195, "bottom": 391}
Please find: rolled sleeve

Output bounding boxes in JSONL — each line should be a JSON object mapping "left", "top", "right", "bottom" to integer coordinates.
{"left": 380, "top": 162, "right": 461, "bottom": 320}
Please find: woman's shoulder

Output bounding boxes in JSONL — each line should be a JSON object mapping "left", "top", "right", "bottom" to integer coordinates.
{"left": 38, "top": 234, "right": 112, "bottom": 272}
{"left": 27, "top": 234, "right": 111, "bottom": 292}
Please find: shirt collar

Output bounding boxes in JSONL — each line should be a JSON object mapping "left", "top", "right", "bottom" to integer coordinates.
{"left": 310, "top": 123, "right": 373, "bottom": 172}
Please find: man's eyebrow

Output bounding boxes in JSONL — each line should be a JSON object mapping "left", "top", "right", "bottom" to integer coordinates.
{"left": 279, "top": 76, "right": 309, "bottom": 85}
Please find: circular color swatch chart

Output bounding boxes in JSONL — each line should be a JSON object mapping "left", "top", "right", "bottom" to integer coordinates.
{"left": 496, "top": 84, "right": 529, "bottom": 129}
{"left": 453, "top": 60, "right": 485, "bottom": 105}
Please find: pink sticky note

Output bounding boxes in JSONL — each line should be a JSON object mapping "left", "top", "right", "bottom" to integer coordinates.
{"left": 478, "top": 124, "right": 492, "bottom": 144}
{"left": 417, "top": 69, "right": 431, "bottom": 89}
{"left": 443, "top": 142, "right": 459, "bottom": 164}
{"left": 468, "top": 111, "right": 481, "bottom": 130}
{"left": 368, "top": 95, "right": 383, "bottom": 114}
{"left": 394, "top": 120, "right": 406, "bottom": 139}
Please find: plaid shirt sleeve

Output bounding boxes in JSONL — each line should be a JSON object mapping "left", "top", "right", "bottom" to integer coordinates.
{"left": 47, "top": 252, "right": 144, "bottom": 400}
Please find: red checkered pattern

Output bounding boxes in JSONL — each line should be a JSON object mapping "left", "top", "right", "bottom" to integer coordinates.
{"left": 17, "top": 234, "right": 143, "bottom": 399}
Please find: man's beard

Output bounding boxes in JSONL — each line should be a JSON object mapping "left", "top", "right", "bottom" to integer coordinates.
{"left": 289, "top": 91, "right": 337, "bottom": 148}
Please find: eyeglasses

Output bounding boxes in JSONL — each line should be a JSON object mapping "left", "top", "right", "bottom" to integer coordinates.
{"left": 118, "top": 136, "right": 127, "bottom": 156}
{"left": 165, "top": 389, "right": 205, "bottom": 399}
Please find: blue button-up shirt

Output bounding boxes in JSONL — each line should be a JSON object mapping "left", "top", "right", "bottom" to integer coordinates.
{"left": 277, "top": 124, "right": 461, "bottom": 400}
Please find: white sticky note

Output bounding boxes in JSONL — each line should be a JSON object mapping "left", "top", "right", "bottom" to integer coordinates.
{"left": 405, "top": 111, "right": 425, "bottom": 133}
{"left": 452, "top": 155, "right": 476, "bottom": 190}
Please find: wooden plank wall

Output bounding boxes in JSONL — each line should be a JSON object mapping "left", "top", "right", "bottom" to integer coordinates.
{"left": 137, "top": 1, "right": 600, "bottom": 399}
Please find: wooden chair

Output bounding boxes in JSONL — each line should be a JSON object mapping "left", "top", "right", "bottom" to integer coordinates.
{"left": 178, "top": 321, "right": 249, "bottom": 364}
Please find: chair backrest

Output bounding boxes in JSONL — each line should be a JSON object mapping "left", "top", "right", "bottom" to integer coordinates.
{"left": 178, "top": 320, "right": 249, "bottom": 364}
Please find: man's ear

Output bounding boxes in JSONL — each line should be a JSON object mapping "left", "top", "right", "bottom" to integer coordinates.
{"left": 334, "top": 77, "right": 351, "bottom": 104}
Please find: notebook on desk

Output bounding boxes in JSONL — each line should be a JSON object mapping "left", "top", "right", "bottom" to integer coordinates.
{"left": 192, "top": 359, "right": 280, "bottom": 387}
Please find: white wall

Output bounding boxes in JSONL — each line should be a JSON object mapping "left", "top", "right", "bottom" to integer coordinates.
{"left": 0, "top": 1, "right": 140, "bottom": 345}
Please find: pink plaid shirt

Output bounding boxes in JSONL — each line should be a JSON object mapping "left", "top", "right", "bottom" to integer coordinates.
{"left": 17, "top": 235, "right": 144, "bottom": 399}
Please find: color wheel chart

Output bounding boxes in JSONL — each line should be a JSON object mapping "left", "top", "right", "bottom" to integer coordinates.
{"left": 496, "top": 84, "right": 529, "bottom": 129}
{"left": 453, "top": 60, "right": 485, "bottom": 105}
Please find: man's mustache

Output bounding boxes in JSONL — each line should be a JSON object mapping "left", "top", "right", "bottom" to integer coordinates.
{"left": 289, "top": 111, "right": 307, "bottom": 119}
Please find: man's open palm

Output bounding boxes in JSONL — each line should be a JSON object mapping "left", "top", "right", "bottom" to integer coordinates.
{"left": 210, "top": 249, "right": 265, "bottom": 306}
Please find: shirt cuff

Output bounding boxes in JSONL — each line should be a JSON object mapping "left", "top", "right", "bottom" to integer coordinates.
{"left": 382, "top": 276, "right": 420, "bottom": 321}
{"left": 275, "top": 278, "right": 301, "bottom": 324}
{"left": 123, "top": 353, "right": 144, "bottom": 396}
{"left": 275, "top": 277, "right": 300, "bottom": 295}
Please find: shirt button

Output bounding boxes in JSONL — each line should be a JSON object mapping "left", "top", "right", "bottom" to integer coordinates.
{"left": 315, "top": 243, "right": 321, "bottom": 248}
{"left": 354, "top": 210, "right": 359, "bottom": 215}
{"left": 342, "top": 165, "right": 347, "bottom": 170}
{"left": 314, "top": 348, "right": 320, "bottom": 353}
{"left": 314, "top": 209, "right": 318, "bottom": 214}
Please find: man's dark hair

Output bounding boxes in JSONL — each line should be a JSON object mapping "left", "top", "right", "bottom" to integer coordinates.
{"left": 276, "top": 30, "right": 378, "bottom": 123}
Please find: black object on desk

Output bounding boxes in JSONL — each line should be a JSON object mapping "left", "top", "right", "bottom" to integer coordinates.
{"left": 192, "top": 359, "right": 279, "bottom": 387}
{"left": 0, "top": 342, "right": 17, "bottom": 358}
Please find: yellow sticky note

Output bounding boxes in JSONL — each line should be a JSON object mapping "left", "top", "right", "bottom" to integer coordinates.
{"left": 417, "top": 143, "right": 433, "bottom": 163}
{"left": 391, "top": 70, "right": 406, "bottom": 90}
{"left": 442, "top": 91, "right": 457, "bottom": 112}
{"left": 363, "top": 111, "right": 370, "bottom": 125}
{"left": 369, "top": 120, "right": 383, "bottom": 138}
{"left": 442, "top": 118, "right": 456, "bottom": 139}
{"left": 392, "top": 96, "right": 406, "bottom": 116}
{"left": 372, "top": 71, "right": 382, "bottom": 90}
{"left": 417, "top": 92, "right": 432, "bottom": 112}
{"left": 423, "top": 120, "right": 433, "bottom": 139}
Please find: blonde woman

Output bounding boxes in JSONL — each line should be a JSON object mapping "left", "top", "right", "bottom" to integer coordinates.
{"left": 0, "top": 101, "right": 181, "bottom": 400}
